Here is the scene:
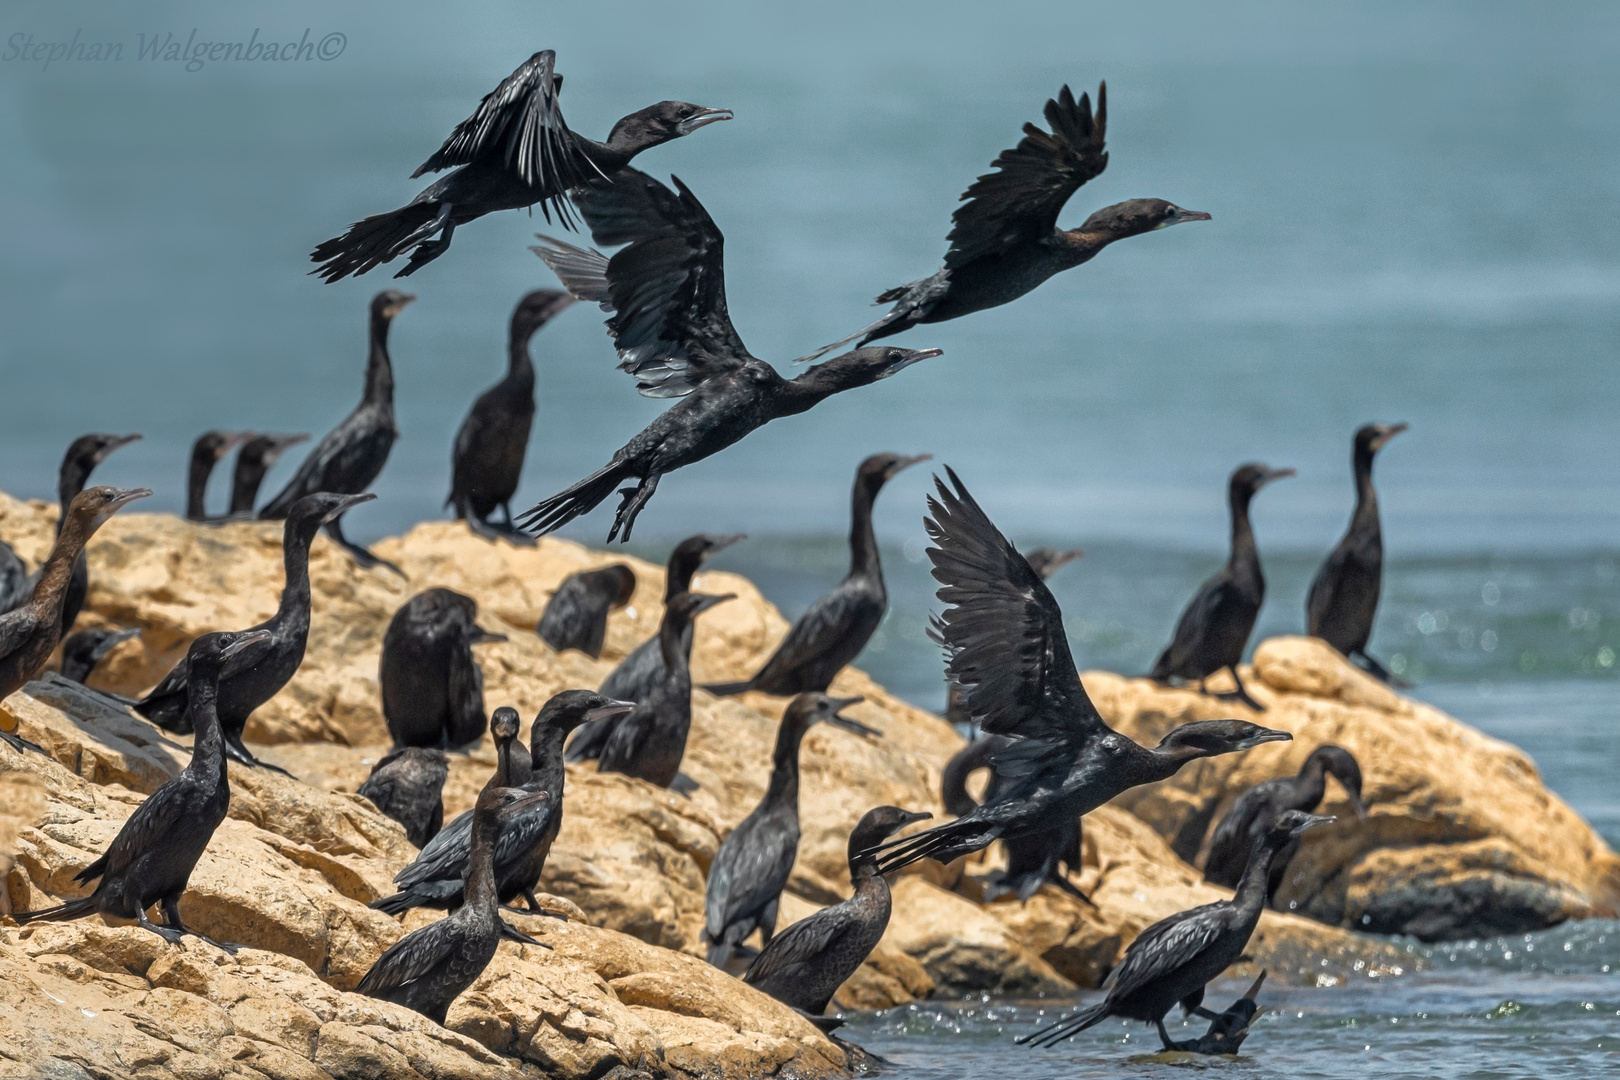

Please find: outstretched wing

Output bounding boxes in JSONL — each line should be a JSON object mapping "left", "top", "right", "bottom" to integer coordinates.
{"left": 925, "top": 467, "right": 1107, "bottom": 753}
{"left": 944, "top": 83, "right": 1108, "bottom": 270}
{"left": 534, "top": 169, "right": 750, "bottom": 398}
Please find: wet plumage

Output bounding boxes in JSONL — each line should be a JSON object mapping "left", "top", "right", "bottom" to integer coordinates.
{"left": 380, "top": 589, "right": 507, "bottom": 749}
{"left": 359, "top": 747, "right": 450, "bottom": 848}
{"left": 1166, "top": 971, "right": 1268, "bottom": 1055}
{"left": 536, "top": 564, "right": 635, "bottom": 658}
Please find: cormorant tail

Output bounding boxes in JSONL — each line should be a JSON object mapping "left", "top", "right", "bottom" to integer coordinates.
{"left": 700, "top": 680, "right": 754, "bottom": 697}
{"left": 868, "top": 819, "right": 984, "bottom": 875}
{"left": 1016, "top": 1000, "right": 1111, "bottom": 1048}
{"left": 311, "top": 203, "right": 441, "bottom": 284}
{"left": 367, "top": 890, "right": 419, "bottom": 917}
{"left": 516, "top": 460, "right": 637, "bottom": 537}
{"left": 705, "top": 941, "right": 733, "bottom": 968}
{"left": 12, "top": 896, "right": 100, "bottom": 926}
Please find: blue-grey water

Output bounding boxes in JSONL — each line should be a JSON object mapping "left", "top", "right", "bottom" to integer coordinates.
{"left": 1, "top": 1, "right": 1616, "bottom": 1075}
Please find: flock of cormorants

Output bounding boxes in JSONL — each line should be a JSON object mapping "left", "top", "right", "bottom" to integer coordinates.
{"left": 0, "top": 49, "right": 1411, "bottom": 1060}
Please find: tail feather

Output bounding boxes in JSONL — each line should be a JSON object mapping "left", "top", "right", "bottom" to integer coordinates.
{"left": 516, "top": 461, "right": 635, "bottom": 537}
{"left": 700, "top": 680, "right": 754, "bottom": 697}
{"left": 13, "top": 895, "right": 100, "bottom": 926}
{"left": 531, "top": 236, "right": 613, "bottom": 307}
{"left": 869, "top": 819, "right": 987, "bottom": 875}
{"left": 1016, "top": 1001, "right": 1111, "bottom": 1047}
{"left": 311, "top": 203, "right": 441, "bottom": 284}
{"left": 368, "top": 890, "right": 418, "bottom": 916}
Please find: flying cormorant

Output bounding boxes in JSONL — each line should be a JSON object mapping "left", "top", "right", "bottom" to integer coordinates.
{"left": 536, "top": 564, "right": 636, "bottom": 658}
{"left": 380, "top": 588, "right": 507, "bottom": 750}
{"left": 185, "top": 431, "right": 253, "bottom": 521}
{"left": 229, "top": 433, "right": 309, "bottom": 516}
{"left": 59, "top": 626, "right": 141, "bottom": 685}
{"left": 359, "top": 746, "right": 450, "bottom": 848}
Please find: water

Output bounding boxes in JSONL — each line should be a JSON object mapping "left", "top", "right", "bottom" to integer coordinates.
{"left": 1, "top": 1, "right": 1618, "bottom": 1075}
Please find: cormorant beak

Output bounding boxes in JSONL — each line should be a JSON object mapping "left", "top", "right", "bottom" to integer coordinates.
{"left": 825, "top": 696, "right": 881, "bottom": 738}
{"left": 586, "top": 700, "right": 636, "bottom": 722}
{"left": 678, "top": 107, "right": 733, "bottom": 134}
{"left": 707, "top": 533, "right": 747, "bottom": 555}
{"left": 898, "top": 809, "right": 933, "bottom": 826}
{"left": 1373, "top": 422, "right": 1409, "bottom": 450}
{"left": 276, "top": 433, "right": 312, "bottom": 452}
{"left": 887, "top": 453, "right": 933, "bottom": 478}
{"left": 1290, "top": 813, "right": 1337, "bottom": 836}
{"left": 469, "top": 625, "right": 508, "bottom": 645}
{"left": 385, "top": 294, "right": 417, "bottom": 318}
{"left": 1260, "top": 467, "right": 1296, "bottom": 487}
{"left": 1047, "top": 549, "right": 1086, "bottom": 570}
{"left": 221, "top": 628, "right": 273, "bottom": 660}
{"left": 1236, "top": 729, "right": 1292, "bottom": 749}
{"left": 876, "top": 348, "right": 943, "bottom": 380}
{"left": 1242, "top": 970, "right": 1267, "bottom": 1002}
{"left": 105, "top": 487, "right": 154, "bottom": 514}
{"left": 110, "top": 433, "right": 144, "bottom": 452}
{"left": 1162, "top": 208, "right": 1213, "bottom": 227}
{"left": 323, "top": 492, "right": 377, "bottom": 523}
{"left": 89, "top": 627, "right": 142, "bottom": 661}
{"left": 509, "top": 788, "right": 553, "bottom": 813}
{"left": 693, "top": 593, "right": 736, "bottom": 615}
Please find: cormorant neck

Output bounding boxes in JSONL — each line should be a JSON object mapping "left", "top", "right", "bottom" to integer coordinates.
{"left": 658, "top": 611, "right": 689, "bottom": 677}
{"left": 278, "top": 521, "right": 319, "bottom": 616}
{"left": 189, "top": 670, "right": 226, "bottom": 776}
{"left": 849, "top": 480, "right": 883, "bottom": 579}
{"left": 1228, "top": 490, "right": 1260, "bottom": 584}
{"left": 778, "top": 363, "right": 855, "bottom": 415}
{"left": 603, "top": 121, "right": 666, "bottom": 159}
{"left": 848, "top": 852, "right": 885, "bottom": 887}
{"left": 529, "top": 724, "right": 570, "bottom": 798}
{"left": 665, "top": 555, "right": 700, "bottom": 602}
{"left": 1352, "top": 447, "right": 1380, "bottom": 521}
{"left": 31, "top": 514, "right": 94, "bottom": 613}
{"left": 766, "top": 718, "right": 811, "bottom": 799}
{"left": 1148, "top": 741, "right": 1211, "bottom": 781}
{"left": 229, "top": 463, "right": 264, "bottom": 516}
{"left": 1233, "top": 838, "right": 1282, "bottom": 915}
{"left": 1298, "top": 755, "right": 1329, "bottom": 802}
{"left": 364, "top": 313, "right": 396, "bottom": 406}
{"left": 187, "top": 453, "right": 214, "bottom": 521}
{"left": 463, "top": 804, "right": 501, "bottom": 912}
{"left": 508, "top": 324, "right": 537, "bottom": 378}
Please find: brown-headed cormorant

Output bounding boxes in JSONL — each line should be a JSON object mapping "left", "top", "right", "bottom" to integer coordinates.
{"left": 742, "top": 805, "right": 932, "bottom": 1030}
{"left": 598, "top": 592, "right": 733, "bottom": 787}
{"left": 380, "top": 588, "right": 507, "bottom": 750}
{"left": 185, "top": 431, "right": 253, "bottom": 522}
{"left": 311, "top": 49, "right": 731, "bottom": 282}
{"left": 1307, "top": 422, "right": 1408, "bottom": 684}
{"left": 704, "top": 693, "right": 881, "bottom": 969}
{"left": 229, "top": 433, "right": 309, "bottom": 516}
{"left": 448, "top": 289, "right": 577, "bottom": 543}
{"left": 1150, "top": 464, "right": 1294, "bottom": 711}
{"left": 258, "top": 291, "right": 413, "bottom": 575}
{"left": 0, "top": 486, "right": 150, "bottom": 755}
{"left": 135, "top": 492, "right": 376, "bottom": 772}
{"left": 14, "top": 628, "right": 271, "bottom": 950}
{"left": 801, "top": 84, "right": 1209, "bottom": 360}
{"left": 704, "top": 454, "right": 929, "bottom": 698}
{"left": 1203, "top": 744, "right": 1365, "bottom": 901}
{"left": 59, "top": 626, "right": 141, "bottom": 685}
{"left": 1020, "top": 811, "right": 1332, "bottom": 1051}
{"left": 527, "top": 169, "right": 942, "bottom": 542}
{"left": 359, "top": 746, "right": 450, "bottom": 848}
{"left": 536, "top": 564, "right": 636, "bottom": 658}
{"left": 1166, "top": 971, "right": 1267, "bottom": 1055}
{"left": 865, "top": 469, "right": 1289, "bottom": 876}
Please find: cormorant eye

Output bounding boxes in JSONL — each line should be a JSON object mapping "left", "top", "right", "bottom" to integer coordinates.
{"left": 678, "top": 107, "right": 694, "bottom": 119}
{"left": 888, "top": 350, "right": 903, "bottom": 361}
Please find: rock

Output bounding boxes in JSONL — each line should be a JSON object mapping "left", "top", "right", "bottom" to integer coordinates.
{"left": 882, "top": 876, "right": 1074, "bottom": 997}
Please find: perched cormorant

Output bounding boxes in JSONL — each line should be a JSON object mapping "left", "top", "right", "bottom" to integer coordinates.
{"left": 371, "top": 691, "right": 631, "bottom": 919}
{"left": 486, "top": 705, "right": 534, "bottom": 788}
{"left": 704, "top": 693, "right": 881, "bottom": 969}
{"left": 258, "top": 291, "right": 414, "bottom": 574}
{"left": 1166, "top": 971, "right": 1267, "bottom": 1055}
{"left": 865, "top": 469, "right": 1289, "bottom": 875}
{"left": 1203, "top": 744, "right": 1366, "bottom": 899}
{"left": 135, "top": 492, "right": 376, "bottom": 771}
{"left": 568, "top": 533, "right": 744, "bottom": 762}
{"left": 0, "top": 540, "right": 25, "bottom": 615}
{"left": 312, "top": 49, "right": 731, "bottom": 281}
{"left": 1020, "top": 811, "right": 1332, "bottom": 1051}
{"left": 742, "top": 805, "right": 932, "bottom": 1030}
{"left": 380, "top": 589, "right": 507, "bottom": 750}
{"left": 527, "top": 169, "right": 942, "bottom": 542}
{"left": 359, "top": 747, "right": 450, "bottom": 848}
{"left": 1307, "top": 422, "right": 1408, "bottom": 684}
{"left": 448, "top": 289, "right": 577, "bottom": 542}
{"left": 598, "top": 592, "right": 734, "bottom": 787}
{"left": 357, "top": 781, "right": 552, "bottom": 1023}
{"left": 1149, "top": 464, "right": 1294, "bottom": 711}
{"left": 185, "top": 431, "right": 253, "bottom": 522}
{"left": 229, "top": 433, "right": 309, "bottom": 516}
{"left": 704, "top": 453, "right": 930, "bottom": 698}
{"left": 59, "top": 626, "right": 141, "bottom": 685}
{"left": 536, "top": 564, "right": 636, "bottom": 658}
{"left": 14, "top": 628, "right": 271, "bottom": 950}
{"left": 800, "top": 84, "right": 1209, "bottom": 360}
{"left": 0, "top": 486, "right": 150, "bottom": 755}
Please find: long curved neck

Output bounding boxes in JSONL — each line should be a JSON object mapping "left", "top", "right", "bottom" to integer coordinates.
{"left": 764, "top": 722, "right": 808, "bottom": 809}
{"left": 364, "top": 312, "right": 396, "bottom": 407}
{"left": 30, "top": 513, "right": 94, "bottom": 617}
{"left": 1228, "top": 490, "right": 1260, "bottom": 588}
{"left": 1296, "top": 757, "right": 1329, "bottom": 806}
{"left": 230, "top": 460, "right": 266, "bottom": 515}
{"left": 1351, "top": 447, "right": 1380, "bottom": 533}
{"left": 56, "top": 467, "right": 91, "bottom": 536}
{"left": 659, "top": 612, "right": 690, "bottom": 679}
{"left": 776, "top": 364, "right": 850, "bottom": 417}
{"left": 464, "top": 806, "right": 501, "bottom": 912}
{"left": 1233, "top": 838, "right": 1282, "bottom": 918}
{"left": 529, "top": 724, "right": 569, "bottom": 799}
{"left": 187, "top": 667, "right": 227, "bottom": 781}
{"left": 187, "top": 453, "right": 214, "bottom": 520}
{"left": 508, "top": 322, "right": 538, "bottom": 381}
{"left": 849, "top": 480, "right": 882, "bottom": 579}
{"left": 277, "top": 522, "right": 317, "bottom": 623}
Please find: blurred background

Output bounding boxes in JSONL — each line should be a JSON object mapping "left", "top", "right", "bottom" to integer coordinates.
{"left": 1, "top": 2, "right": 1615, "bottom": 836}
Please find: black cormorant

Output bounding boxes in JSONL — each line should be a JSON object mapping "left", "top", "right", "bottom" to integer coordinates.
{"left": 258, "top": 291, "right": 414, "bottom": 574}
{"left": 185, "top": 431, "right": 253, "bottom": 522}
{"left": 527, "top": 169, "right": 942, "bottom": 542}
{"left": 1019, "top": 811, "right": 1332, "bottom": 1051}
{"left": 704, "top": 693, "right": 880, "bottom": 968}
{"left": 14, "top": 628, "right": 271, "bottom": 950}
{"left": 1150, "top": 464, "right": 1293, "bottom": 711}
{"left": 704, "top": 453, "right": 929, "bottom": 697}
{"left": 312, "top": 49, "right": 731, "bottom": 281}
{"left": 59, "top": 626, "right": 141, "bottom": 685}
{"left": 380, "top": 589, "right": 507, "bottom": 750}
{"left": 1166, "top": 971, "right": 1267, "bottom": 1055}
{"left": 229, "top": 433, "right": 309, "bottom": 516}
{"left": 486, "top": 705, "right": 534, "bottom": 788}
{"left": 359, "top": 746, "right": 450, "bottom": 848}
{"left": 448, "top": 289, "right": 577, "bottom": 542}
{"left": 801, "top": 84, "right": 1208, "bottom": 360}
{"left": 1307, "top": 422, "right": 1408, "bottom": 684}
{"left": 536, "top": 564, "right": 636, "bottom": 658}
{"left": 135, "top": 492, "right": 376, "bottom": 772}
{"left": 865, "top": 469, "right": 1289, "bottom": 875}
{"left": 0, "top": 540, "right": 25, "bottom": 615}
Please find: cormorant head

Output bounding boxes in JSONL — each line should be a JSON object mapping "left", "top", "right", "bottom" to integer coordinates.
{"left": 1023, "top": 547, "right": 1084, "bottom": 580}
{"left": 608, "top": 102, "right": 733, "bottom": 152}
{"left": 68, "top": 484, "right": 152, "bottom": 531}
{"left": 371, "top": 290, "right": 416, "bottom": 321}
{"left": 665, "top": 590, "right": 734, "bottom": 627}
{"left": 847, "top": 805, "right": 932, "bottom": 863}
{"left": 535, "top": 689, "right": 635, "bottom": 736}
{"left": 1078, "top": 198, "right": 1212, "bottom": 239}
{"left": 242, "top": 432, "right": 309, "bottom": 467}
{"left": 1268, "top": 808, "right": 1336, "bottom": 841}
{"left": 287, "top": 491, "right": 376, "bottom": 533}
{"left": 856, "top": 452, "right": 932, "bottom": 496}
{"left": 1156, "top": 719, "right": 1291, "bottom": 761}
{"left": 583, "top": 564, "right": 638, "bottom": 609}
{"left": 476, "top": 783, "right": 550, "bottom": 823}
{"left": 808, "top": 346, "right": 943, "bottom": 390}
{"left": 490, "top": 705, "right": 522, "bottom": 746}
{"left": 783, "top": 693, "right": 882, "bottom": 740}
{"left": 1230, "top": 462, "right": 1295, "bottom": 506}
{"left": 59, "top": 433, "right": 143, "bottom": 504}
{"left": 1354, "top": 421, "right": 1407, "bottom": 458}
{"left": 192, "top": 430, "right": 254, "bottom": 467}
{"left": 1307, "top": 744, "right": 1367, "bottom": 819}
{"left": 512, "top": 289, "right": 577, "bottom": 343}
{"left": 665, "top": 534, "right": 744, "bottom": 600}
{"left": 61, "top": 626, "right": 140, "bottom": 675}
{"left": 186, "top": 627, "right": 273, "bottom": 679}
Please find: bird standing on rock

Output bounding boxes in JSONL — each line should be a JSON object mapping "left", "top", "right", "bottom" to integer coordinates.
{"left": 536, "top": 564, "right": 636, "bottom": 658}
{"left": 185, "top": 430, "right": 253, "bottom": 522}
{"left": 359, "top": 747, "right": 450, "bottom": 848}
{"left": 380, "top": 589, "right": 507, "bottom": 750}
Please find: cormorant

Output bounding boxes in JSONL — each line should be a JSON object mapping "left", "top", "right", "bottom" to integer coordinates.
{"left": 185, "top": 431, "right": 253, "bottom": 522}
{"left": 486, "top": 705, "right": 534, "bottom": 788}
{"left": 371, "top": 691, "right": 631, "bottom": 919}
{"left": 598, "top": 592, "right": 734, "bottom": 788}
{"left": 448, "top": 289, "right": 577, "bottom": 543}
{"left": 569, "top": 533, "right": 744, "bottom": 762}
{"left": 1307, "top": 422, "right": 1408, "bottom": 684}
{"left": 704, "top": 453, "right": 930, "bottom": 697}
{"left": 59, "top": 626, "right": 141, "bottom": 685}
{"left": 359, "top": 747, "right": 450, "bottom": 848}
{"left": 356, "top": 781, "right": 552, "bottom": 1024}
{"left": 800, "top": 84, "right": 1209, "bottom": 360}
{"left": 536, "top": 564, "right": 636, "bottom": 658}
{"left": 1149, "top": 464, "right": 1294, "bottom": 711}
{"left": 0, "top": 486, "right": 150, "bottom": 755}
{"left": 703, "top": 693, "right": 881, "bottom": 969}
{"left": 311, "top": 49, "right": 731, "bottom": 282}
{"left": 380, "top": 589, "right": 507, "bottom": 750}
{"left": 1167, "top": 971, "right": 1267, "bottom": 1055}
{"left": 1019, "top": 810, "right": 1332, "bottom": 1051}
{"left": 527, "top": 169, "right": 942, "bottom": 542}
{"left": 258, "top": 291, "right": 414, "bottom": 575}
{"left": 14, "top": 628, "right": 271, "bottom": 950}
{"left": 0, "top": 540, "right": 25, "bottom": 614}
{"left": 229, "top": 433, "right": 309, "bottom": 516}
{"left": 865, "top": 469, "right": 1289, "bottom": 875}
{"left": 135, "top": 492, "right": 376, "bottom": 771}
{"left": 742, "top": 805, "right": 933, "bottom": 1031}
{"left": 1203, "top": 744, "right": 1365, "bottom": 899}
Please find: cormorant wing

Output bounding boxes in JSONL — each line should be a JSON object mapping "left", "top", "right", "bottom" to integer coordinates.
{"left": 533, "top": 169, "right": 751, "bottom": 398}
{"left": 705, "top": 816, "right": 796, "bottom": 942}
{"left": 742, "top": 905, "right": 851, "bottom": 987}
{"left": 75, "top": 777, "right": 192, "bottom": 885}
{"left": 394, "top": 807, "right": 474, "bottom": 887}
{"left": 444, "top": 645, "right": 487, "bottom": 748}
{"left": 1103, "top": 901, "right": 1228, "bottom": 1002}
{"left": 0, "top": 541, "right": 28, "bottom": 614}
{"left": 925, "top": 467, "right": 1108, "bottom": 752}
{"left": 744, "top": 582, "right": 864, "bottom": 689}
{"left": 943, "top": 84, "right": 1108, "bottom": 271}
{"left": 355, "top": 921, "right": 452, "bottom": 995}
{"left": 411, "top": 49, "right": 602, "bottom": 226}
{"left": 0, "top": 606, "right": 42, "bottom": 657}
{"left": 1152, "top": 572, "right": 1233, "bottom": 679}
{"left": 136, "top": 631, "right": 274, "bottom": 705}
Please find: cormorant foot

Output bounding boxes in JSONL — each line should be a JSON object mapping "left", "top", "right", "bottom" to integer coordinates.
{"left": 223, "top": 741, "right": 296, "bottom": 778}
{"left": 1050, "top": 873, "right": 1096, "bottom": 907}
{"left": 502, "top": 903, "right": 568, "bottom": 922}
{"left": 1355, "top": 652, "right": 1413, "bottom": 689}
{"left": 499, "top": 918, "right": 552, "bottom": 948}
{"left": 1, "top": 729, "right": 49, "bottom": 756}
{"left": 1212, "top": 687, "right": 1266, "bottom": 712}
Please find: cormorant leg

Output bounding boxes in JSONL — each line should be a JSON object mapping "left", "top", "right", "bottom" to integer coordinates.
{"left": 1213, "top": 666, "right": 1266, "bottom": 711}
{"left": 323, "top": 517, "right": 405, "bottom": 579}
{"left": 607, "top": 474, "right": 660, "bottom": 544}
{"left": 457, "top": 496, "right": 504, "bottom": 544}
{"left": 135, "top": 903, "right": 184, "bottom": 946}
{"left": 497, "top": 503, "right": 537, "bottom": 547}
{"left": 499, "top": 889, "right": 566, "bottom": 920}
{"left": 497, "top": 917, "right": 551, "bottom": 948}
{"left": 1049, "top": 872, "right": 1096, "bottom": 907}
{"left": 162, "top": 895, "right": 240, "bottom": 954}
{"left": 759, "top": 897, "right": 780, "bottom": 946}
{"left": 396, "top": 208, "right": 456, "bottom": 278}
{"left": 1154, "top": 1017, "right": 1177, "bottom": 1051}
{"left": 224, "top": 732, "right": 296, "bottom": 777}
{"left": 1355, "top": 651, "right": 1412, "bottom": 689}
{"left": 1190, "top": 1006, "right": 1221, "bottom": 1021}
